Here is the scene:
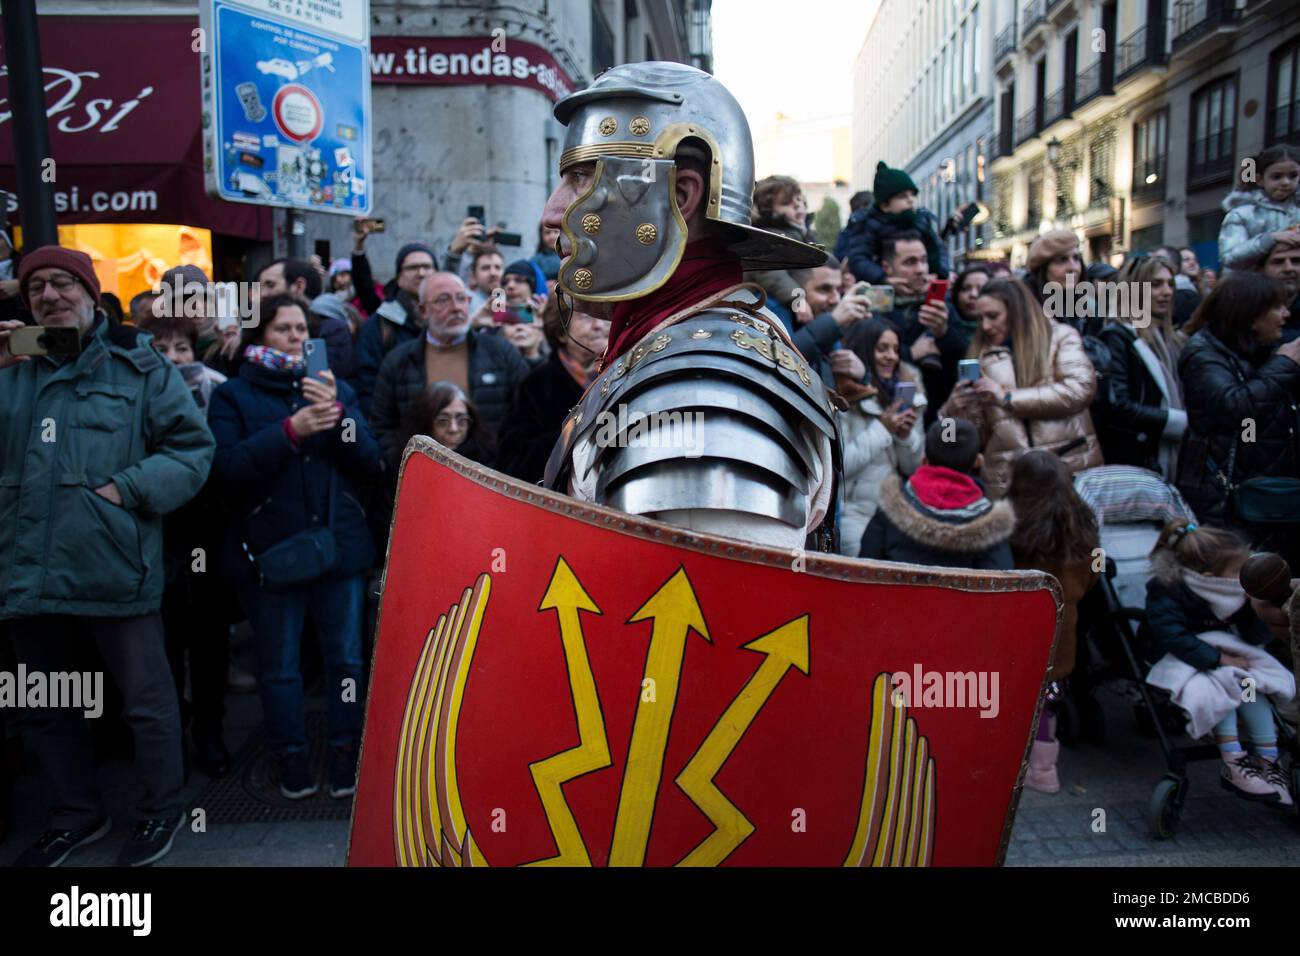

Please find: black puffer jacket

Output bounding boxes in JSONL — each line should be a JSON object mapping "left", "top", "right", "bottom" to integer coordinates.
{"left": 369, "top": 328, "right": 529, "bottom": 468}
{"left": 1092, "top": 323, "right": 1182, "bottom": 474}
{"left": 1174, "top": 328, "right": 1300, "bottom": 525}
{"left": 1140, "top": 577, "right": 1270, "bottom": 671}
{"left": 496, "top": 350, "right": 584, "bottom": 484}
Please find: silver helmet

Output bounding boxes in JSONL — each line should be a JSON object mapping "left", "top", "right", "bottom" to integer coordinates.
{"left": 552, "top": 61, "right": 827, "bottom": 304}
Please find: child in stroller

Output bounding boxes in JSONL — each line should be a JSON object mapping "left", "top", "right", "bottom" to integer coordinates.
{"left": 1141, "top": 520, "right": 1296, "bottom": 806}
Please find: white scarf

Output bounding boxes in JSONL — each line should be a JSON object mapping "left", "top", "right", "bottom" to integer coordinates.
{"left": 1181, "top": 568, "right": 1248, "bottom": 622}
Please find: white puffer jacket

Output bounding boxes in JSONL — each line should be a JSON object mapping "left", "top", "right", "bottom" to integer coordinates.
{"left": 838, "top": 375, "right": 926, "bottom": 556}
{"left": 1218, "top": 189, "right": 1300, "bottom": 272}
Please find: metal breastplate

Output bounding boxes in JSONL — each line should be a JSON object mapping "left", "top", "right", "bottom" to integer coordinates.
{"left": 544, "top": 308, "right": 839, "bottom": 530}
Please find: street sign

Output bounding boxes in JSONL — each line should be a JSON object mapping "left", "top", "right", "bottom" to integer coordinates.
{"left": 348, "top": 439, "right": 1062, "bottom": 867}
{"left": 200, "top": 0, "right": 371, "bottom": 215}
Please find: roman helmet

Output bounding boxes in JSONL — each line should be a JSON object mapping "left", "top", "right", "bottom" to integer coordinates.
{"left": 552, "top": 61, "right": 827, "bottom": 303}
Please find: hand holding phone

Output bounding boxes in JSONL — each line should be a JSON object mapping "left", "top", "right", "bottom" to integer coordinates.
{"left": 925, "top": 278, "right": 949, "bottom": 306}
{"left": 958, "top": 358, "right": 982, "bottom": 383}
{"left": 304, "top": 337, "right": 330, "bottom": 381}
{"left": 893, "top": 380, "right": 917, "bottom": 412}
{"left": 8, "top": 324, "right": 81, "bottom": 359}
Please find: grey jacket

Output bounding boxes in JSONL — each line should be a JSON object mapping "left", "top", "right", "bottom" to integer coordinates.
{"left": 1218, "top": 189, "right": 1300, "bottom": 272}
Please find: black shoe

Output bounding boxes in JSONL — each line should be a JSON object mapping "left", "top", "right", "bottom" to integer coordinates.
{"left": 329, "top": 746, "right": 357, "bottom": 799}
{"left": 117, "top": 811, "right": 186, "bottom": 867}
{"left": 194, "top": 733, "right": 232, "bottom": 779}
{"left": 15, "top": 817, "right": 112, "bottom": 867}
{"left": 279, "top": 752, "right": 319, "bottom": 800}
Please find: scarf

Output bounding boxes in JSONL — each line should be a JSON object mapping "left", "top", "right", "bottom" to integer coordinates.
{"left": 1181, "top": 568, "right": 1248, "bottom": 622}
{"left": 557, "top": 345, "right": 597, "bottom": 387}
{"left": 243, "top": 344, "right": 304, "bottom": 371}
{"left": 604, "top": 238, "right": 743, "bottom": 363}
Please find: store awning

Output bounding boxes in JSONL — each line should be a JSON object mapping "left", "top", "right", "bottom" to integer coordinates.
{"left": 0, "top": 16, "right": 270, "bottom": 240}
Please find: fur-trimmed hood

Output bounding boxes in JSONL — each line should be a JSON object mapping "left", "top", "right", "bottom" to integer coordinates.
{"left": 1221, "top": 189, "right": 1299, "bottom": 215}
{"left": 875, "top": 472, "right": 1016, "bottom": 554}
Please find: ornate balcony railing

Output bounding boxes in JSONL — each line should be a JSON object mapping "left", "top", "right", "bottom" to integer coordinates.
{"left": 1022, "top": 0, "right": 1047, "bottom": 34}
{"left": 994, "top": 24, "right": 1017, "bottom": 64}
{"left": 1172, "top": 0, "right": 1242, "bottom": 51}
{"left": 1189, "top": 128, "right": 1236, "bottom": 184}
{"left": 1116, "top": 25, "right": 1151, "bottom": 82}
{"left": 1075, "top": 60, "right": 1108, "bottom": 107}
{"left": 1015, "top": 109, "right": 1039, "bottom": 146}
{"left": 1043, "top": 87, "right": 1067, "bottom": 125}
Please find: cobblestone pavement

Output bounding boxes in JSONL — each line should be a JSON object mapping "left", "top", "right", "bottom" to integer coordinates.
{"left": 3, "top": 646, "right": 1296, "bottom": 867}
{"left": 1005, "top": 683, "right": 1300, "bottom": 866}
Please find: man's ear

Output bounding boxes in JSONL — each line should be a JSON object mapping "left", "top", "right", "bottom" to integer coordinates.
{"left": 674, "top": 167, "right": 708, "bottom": 226}
{"left": 974, "top": 452, "right": 985, "bottom": 472}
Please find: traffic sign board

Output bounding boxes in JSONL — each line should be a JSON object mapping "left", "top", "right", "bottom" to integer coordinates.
{"left": 200, "top": 0, "right": 371, "bottom": 215}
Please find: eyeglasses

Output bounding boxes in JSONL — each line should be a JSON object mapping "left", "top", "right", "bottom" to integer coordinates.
{"left": 423, "top": 293, "right": 471, "bottom": 308}
{"left": 401, "top": 262, "right": 435, "bottom": 274}
{"left": 434, "top": 414, "right": 471, "bottom": 428}
{"left": 26, "top": 275, "right": 79, "bottom": 297}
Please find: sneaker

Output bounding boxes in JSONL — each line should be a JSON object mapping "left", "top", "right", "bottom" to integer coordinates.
{"left": 1219, "top": 751, "right": 1280, "bottom": 803}
{"left": 14, "top": 816, "right": 112, "bottom": 867}
{"left": 1255, "top": 757, "right": 1295, "bottom": 808}
{"left": 116, "top": 811, "right": 185, "bottom": 867}
{"left": 279, "top": 752, "right": 319, "bottom": 800}
{"left": 329, "top": 746, "right": 357, "bottom": 799}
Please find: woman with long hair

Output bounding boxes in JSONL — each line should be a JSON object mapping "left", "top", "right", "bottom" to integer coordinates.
{"left": 1175, "top": 271, "right": 1300, "bottom": 564}
{"left": 1093, "top": 254, "right": 1186, "bottom": 475}
{"left": 1006, "top": 450, "right": 1101, "bottom": 793}
{"left": 939, "top": 275, "right": 1103, "bottom": 496}
{"left": 835, "top": 318, "right": 926, "bottom": 555}
{"left": 951, "top": 264, "right": 992, "bottom": 339}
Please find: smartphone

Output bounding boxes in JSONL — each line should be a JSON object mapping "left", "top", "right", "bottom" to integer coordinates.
{"left": 854, "top": 283, "right": 894, "bottom": 312}
{"left": 958, "top": 358, "right": 981, "bottom": 382}
{"left": 925, "top": 278, "right": 950, "bottom": 306}
{"left": 494, "top": 231, "right": 523, "bottom": 247}
{"left": 894, "top": 381, "right": 917, "bottom": 411}
{"left": 369, "top": 218, "right": 387, "bottom": 233}
{"left": 314, "top": 239, "right": 331, "bottom": 264}
{"left": 9, "top": 325, "right": 81, "bottom": 358}
{"left": 466, "top": 205, "right": 485, "bottom": 223}
{"left": 304, "top": 337, "right": 329, "bottom": 380}
{"left": 491, "top": 310, "right": 521, "bottom": 326}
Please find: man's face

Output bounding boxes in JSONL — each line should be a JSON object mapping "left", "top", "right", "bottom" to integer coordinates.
{"left": 420, "top": 273, "right": 471, "bottom": 339}
{"left": 397, "top": 252, "right": 436, "bottom": 297}
{"left": 472, "top": 253, "right": 503, "bottom": 293}
{"left": 803, "top": 266, "right": 842, "bottom": 314}
{"left": 503, "top": 272, "right": 533, "bottom": 306}
{"left": 259, "top": 262, "right": 288, "bottom": 296}
{"left": 1263, "top": 245, "right": 1300, "bottom": 300}
{"left": 542, "top": 164, "right": 596, "bottom": 262}
{"left": 1180, "top": 249, "right": 1199, "bottom": 277}
{"left": 883, "top": 239, "right": 929, "bottom": 293}
{"left": 27, "top": 267, "right": 96, "bottom": 331}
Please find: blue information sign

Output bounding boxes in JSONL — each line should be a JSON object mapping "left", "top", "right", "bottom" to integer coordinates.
{"left": 201, "top": 0, "right": 372, "bottom": 215}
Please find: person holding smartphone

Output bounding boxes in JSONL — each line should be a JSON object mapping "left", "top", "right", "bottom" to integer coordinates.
{"left": 834, "top": 318, "right": 926, "bottom": 555}
{"left": 208, "top": 292, "right": 381, "bottom": 801}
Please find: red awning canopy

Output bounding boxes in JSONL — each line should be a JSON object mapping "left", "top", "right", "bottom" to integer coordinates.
{"left": 0, "top": 16, "right": 270, "bottom": 239}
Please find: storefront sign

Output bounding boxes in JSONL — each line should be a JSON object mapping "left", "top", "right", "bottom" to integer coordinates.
{"left": 369, "top": 37, "right": 576, "bottom": 102}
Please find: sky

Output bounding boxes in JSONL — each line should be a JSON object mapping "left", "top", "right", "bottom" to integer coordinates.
{"left": 710, "top": 0, "right": 880, "bottom": 131}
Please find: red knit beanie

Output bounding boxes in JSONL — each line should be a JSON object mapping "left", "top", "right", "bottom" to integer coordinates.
{"left": 17, "top": 245, "right": 102, "bottom": 307}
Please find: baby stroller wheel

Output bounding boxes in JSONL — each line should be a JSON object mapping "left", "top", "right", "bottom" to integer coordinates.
{"left": 1147, "top": 776, "right": 1182, "bottom": 840}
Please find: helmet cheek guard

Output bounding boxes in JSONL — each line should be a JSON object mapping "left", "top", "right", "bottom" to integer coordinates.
{"left": 558, "top": 157, "right": 688, "bottom": 303}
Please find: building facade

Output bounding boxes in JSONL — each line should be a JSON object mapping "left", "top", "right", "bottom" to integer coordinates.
{"left": 987, "top": 0, "right": 1300, "bottom": 269}
{"left": 3, "top": 0, "right": 711, "bottom": 286}
{"left": 853, "top": 0, "right": 997, "bottom": 265}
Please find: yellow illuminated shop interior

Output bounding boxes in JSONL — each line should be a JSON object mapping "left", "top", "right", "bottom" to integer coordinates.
{"left": 15, "top": 223, "right": 213, "bottom": 306}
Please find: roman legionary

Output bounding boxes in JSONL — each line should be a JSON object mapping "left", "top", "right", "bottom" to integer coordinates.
{"left": 541, "top": 62, "right": 838, "bottom": 550}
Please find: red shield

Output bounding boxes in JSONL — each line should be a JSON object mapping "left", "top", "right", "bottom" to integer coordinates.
{"left": 348, "top": 440, "right": 1061, "bottom": 867}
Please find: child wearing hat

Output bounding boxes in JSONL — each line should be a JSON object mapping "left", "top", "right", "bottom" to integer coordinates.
{"left": 840, "top": 161, "right": 951, "bottom": 286}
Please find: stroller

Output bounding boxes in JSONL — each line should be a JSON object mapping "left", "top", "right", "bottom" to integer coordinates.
{"left": 1069, "top": 465, "right": 1298, "bottom": 838}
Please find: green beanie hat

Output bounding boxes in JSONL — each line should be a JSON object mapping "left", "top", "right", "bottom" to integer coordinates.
{"left": 873, "top": 161, "right": 918, "bottom": 206}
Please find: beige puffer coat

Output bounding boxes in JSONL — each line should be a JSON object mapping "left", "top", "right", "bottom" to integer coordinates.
{"left": 939, "top": 320, "right": 1103, "bottom": 497}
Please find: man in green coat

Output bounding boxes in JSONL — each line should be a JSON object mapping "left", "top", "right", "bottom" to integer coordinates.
{"left": 0, "top": 246, "right": 214, "bottom": 867}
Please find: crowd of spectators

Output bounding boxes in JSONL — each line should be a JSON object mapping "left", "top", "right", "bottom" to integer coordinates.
{"left": 2, "top": 142, "right": 1299, "bottom": 863}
